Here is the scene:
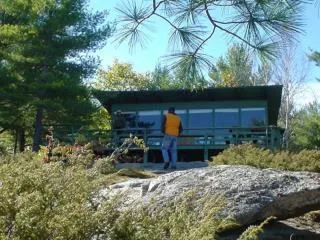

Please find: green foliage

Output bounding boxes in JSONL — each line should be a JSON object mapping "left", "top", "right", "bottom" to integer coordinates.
{"left": 112, "top": 191, "right": 230, "bottom": 240}
{"left": 86, "top": 106, "right": 112, "bottom": 131}
{"left": 209, "top": 44, "right": 271, "bottom": 87}
{"left": 212, "top": 144, "right": 273, "bottom": 168}
{"left": 94, "top": 59, "right": 150, "bottom": 91}
{"left": 115, "top": 0, "right": 306, "bottom": 77}
{"left": 0, "top": 152, "right": 119, "bottom": 240}
{"left": 0, "top": 0, "right": 112, "bottom": 151}
{"left": 237, "top": 217, "right": 275, "bottom": 240}
{"left": 291, "top": 101, "right": 320, "bottom": 149}
{"left": 0, "top": 151, "right": 288, "bottom": 239}
{"left": 211, "top": 144, "right": 320, "bottom": 172}
{"left": 95, "top": 157, "right": 117, "bottom": 175}
{"left": 309, "top": 50, "right": 320, "bottom": 81}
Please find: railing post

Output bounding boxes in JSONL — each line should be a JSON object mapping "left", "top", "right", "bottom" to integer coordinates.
{"left": 265, "top": 127, "right": 269, "bottom": 148}
{"left": 204, "top": 132, "right": 208, "bottom": 161}
{"left": 143, "top": 128, "right": 148, "bottom": 164}
{"left": 270, "top": 126, "right": 275, "bottom": 150}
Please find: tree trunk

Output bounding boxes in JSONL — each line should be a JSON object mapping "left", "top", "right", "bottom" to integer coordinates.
{"left": 14, "top": 130, "right": 18, "bottom": 155}
{"left": 32, "top": 107, "right": 43, "bottom": 152}
{"left": 18, "top": 128, "right": 26, "bottom": 152}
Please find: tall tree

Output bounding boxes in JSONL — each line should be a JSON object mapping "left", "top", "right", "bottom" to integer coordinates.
{"left": 209, "top": 44, "right": 272, "bottom": 87}
{"left": 209, "top": 44, "right": 253, "bottom": 87}
{"left": 147, "top": 65, "right": 173, "bottom": 90}
{"left": 94, "top": 59, "right": 150, "bottom": 91}
{"left": 115, "top": 0, "right": 306, "bottom": 80}
{"left": 0, "top": 0, "right": 112, "bottom": 151}
{"left": 274, "top": 45, "right": 309, "bottom": 149}
{"left": 292, "top": 101, "right": 320, "bottom": 149}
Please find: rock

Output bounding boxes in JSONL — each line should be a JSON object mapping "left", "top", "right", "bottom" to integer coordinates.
{"left": 101, "top": 165, "right": 320, "bottom": 226}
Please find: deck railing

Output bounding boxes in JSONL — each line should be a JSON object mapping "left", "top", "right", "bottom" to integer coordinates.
{"left": 49, "top": 126, "right": 280, "bottom": 148}
{"left": 45, "top": 125, "right": 282, "bottom": 162}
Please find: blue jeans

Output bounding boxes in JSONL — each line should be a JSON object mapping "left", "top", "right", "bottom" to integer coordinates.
{"left": 161, "top": 135, "right": 177, "bottom": 167}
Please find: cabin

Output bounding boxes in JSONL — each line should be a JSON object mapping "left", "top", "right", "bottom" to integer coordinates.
{"left": 93, "top": 85, "right": 283, "bottom": 163}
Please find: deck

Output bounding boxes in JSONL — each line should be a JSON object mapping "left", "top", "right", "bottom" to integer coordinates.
{"left": 50, "top": 126, "right": 282, "bottom": 162}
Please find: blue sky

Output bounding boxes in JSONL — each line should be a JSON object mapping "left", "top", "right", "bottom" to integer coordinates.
{"left": 88, "top": 0, "right": 320, "bottom": 104}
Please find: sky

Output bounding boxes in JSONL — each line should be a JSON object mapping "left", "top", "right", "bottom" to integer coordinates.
{"left": 88, "top": 0, "right": 320, "bottom": 105}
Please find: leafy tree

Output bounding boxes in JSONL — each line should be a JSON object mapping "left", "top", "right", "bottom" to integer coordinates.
{"left": 115, "top": 0, "right": 306, "bottom": 80}
{"left": 0, "top": 0, "right": 112, "bottom": 151}
{"left": 94, "top": 59, "right": 150, "bottom": 91}
{"left": 209, "top": 44, "right": 253, "bottom": 87}
{"left": 292, "top": 101, "right": 320, "bottom": 149}
{"left": 274, "top": 45, "right": 309, "bottom": 149}
{"left": 146, "top": 64, "right": 174, "bottom": 90}
{"left": 209, "top": 44, "right": 272, "bottom": 87}
{"left": 173, "top": 63, "right": 211, "bottom": 89}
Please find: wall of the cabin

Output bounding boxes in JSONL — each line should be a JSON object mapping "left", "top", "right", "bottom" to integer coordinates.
{"left": 111, "top": 100, "right": 269, "bottom": 130}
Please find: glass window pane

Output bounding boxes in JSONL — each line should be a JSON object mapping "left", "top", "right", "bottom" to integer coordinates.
{"left": 137, "top": 111, "right": 161, "bottom": 129}
{"left": 214, "top": 109, "right": 239, "bottom": 128}
{"left": 241, "top": 108, "right": 266, "bottom": 127}
{"left": 189, "top": 109, "right": 212, "bottom": 129}
{"left": 114, "top": 111, "right": 137, "bottom": 129}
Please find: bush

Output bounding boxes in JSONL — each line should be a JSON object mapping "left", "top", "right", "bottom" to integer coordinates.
{"left": 0, "top": 152, "right": 274, "bottom": 240}
{"left": 47, "top": 143, "right": 96, "bottom": 168}
{"left": 112, "top": 191, "right": 235, "bottom": 240}
{"left": 211, "top": 144, "right": 320, "bottom": 172}
{"left": 0, "top": 152, "right": 119, "bottom": 240}
{"left": 95, "top": 157, "right": 117, "bottom": 175}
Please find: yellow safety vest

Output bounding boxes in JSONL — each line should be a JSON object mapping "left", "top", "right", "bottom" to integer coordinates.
{"left": 165, "top": 113, "right": 181, "bottom": 136}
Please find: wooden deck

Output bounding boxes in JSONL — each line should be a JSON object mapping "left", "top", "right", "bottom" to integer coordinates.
{"left": 48, "top": 126, "right": 282, "bottom": 162}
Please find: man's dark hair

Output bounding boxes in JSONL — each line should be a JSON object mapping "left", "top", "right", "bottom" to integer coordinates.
{"left": 168, "top": 107, "right": 175, "bottom": 113}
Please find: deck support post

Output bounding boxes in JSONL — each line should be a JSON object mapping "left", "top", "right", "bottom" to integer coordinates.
{"left": 204, "top": 133, "right": 209, "bottom": 161}
{"left": 143, "top": 129, "right": 148, "bottom": 164}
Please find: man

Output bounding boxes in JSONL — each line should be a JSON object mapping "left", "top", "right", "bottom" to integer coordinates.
{"left": 161, "top": 107, "right": 183, "bottom": 170}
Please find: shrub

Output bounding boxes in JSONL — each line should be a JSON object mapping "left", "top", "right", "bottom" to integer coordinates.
{"left": 292, "top": 150, "right": 320, "bottom": 172}
{"left": 237, "top": 217, "right": 275, "bottom": 240}
{"left": 0, "top": 152, "right": 278, "bottom": 240}
{"left": 0, "top": 152, "right": 119, "bottom": 240}
{"left": 95, "top": 157, "right": 117, "bottom": 175}
{"left": 47, "top": 143, "right": 96, "bottom": 168}
{"left": 211, "top": 144, "right": 320, "bottom": 172}
{"left": 212, "top": 144, "right": 272, "bottom": 169}
{"left": 112, "top": 191, "right": 235, "bottom": 240}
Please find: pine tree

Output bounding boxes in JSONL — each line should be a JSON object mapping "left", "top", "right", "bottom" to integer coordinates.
{"left": 0, "top": 0, "right": 112, "bottom": 151}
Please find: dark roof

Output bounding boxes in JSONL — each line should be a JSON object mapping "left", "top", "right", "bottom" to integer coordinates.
{"left": 93, "top": 85, "right": 283, "bottom": 125}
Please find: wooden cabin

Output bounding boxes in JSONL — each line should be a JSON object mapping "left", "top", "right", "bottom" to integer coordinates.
{"left": 93, "top": 85, "right": 283, "bottom": 163}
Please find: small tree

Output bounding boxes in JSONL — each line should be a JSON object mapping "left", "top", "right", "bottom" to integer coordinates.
{"left": 274, "top": 44, "right": 309, "bottom": 149}
{"left": 292, "top": 101, "right": 320, "bottom": 149}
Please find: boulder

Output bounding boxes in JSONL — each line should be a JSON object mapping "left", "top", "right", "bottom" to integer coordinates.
{"left": 101, "top": 165, "right": 320, "bottom": 226}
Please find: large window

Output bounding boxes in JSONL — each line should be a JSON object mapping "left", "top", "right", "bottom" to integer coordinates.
{"left": 189, "top": 109, "right": 213, "bottom": 129}
{"left": 214, "top": 109, "right": 239, "bottom": 128}
{"left": 241, "top": 108, "right": 266, "bottom": 127}
{"left": 137, "top": 111, "right": 161, "bottom": 129}
{"left": 214, "top": 109, "right": 239, "bottom": 145}
{"left": 114, "top": 111, "right": 137, "bottom": 129}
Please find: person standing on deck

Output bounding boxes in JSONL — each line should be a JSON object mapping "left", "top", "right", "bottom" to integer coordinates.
{"left": 161, "top": 107, "right": 183, "bottom": 170}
